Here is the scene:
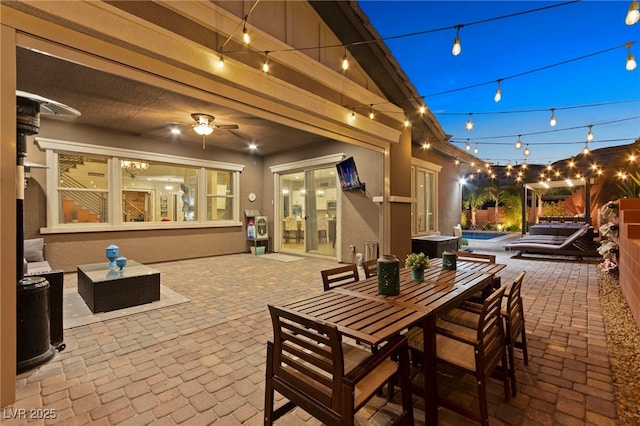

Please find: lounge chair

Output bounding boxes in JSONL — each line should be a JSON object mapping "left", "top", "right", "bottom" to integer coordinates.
{"left": 504, "top": 225, "right": 598, "bottom": 260}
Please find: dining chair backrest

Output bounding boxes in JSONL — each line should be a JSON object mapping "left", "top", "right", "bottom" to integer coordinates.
{"left": 265, "top": 304, "right": 414, "bottom": 425}
{"left": 321, "top": 264, "right": 360, "bottom": 291}
{"left": 267, "top": 305, "right": 344, "bottom": 414}
{"left": 476, "top": 285, "right": 507, "bottom": 373}
{"left": 503, "top": 271, "right": 526, "bottom": 342}
{"left": 453, "top": 251, "right": 496, "bottom": 263}
{"left": 362, "top": 259, "right": 378, "bottom": 278}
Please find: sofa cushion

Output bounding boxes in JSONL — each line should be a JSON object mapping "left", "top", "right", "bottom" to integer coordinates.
{"left": 24, "top": 238, "right": 45, "bottom": 262}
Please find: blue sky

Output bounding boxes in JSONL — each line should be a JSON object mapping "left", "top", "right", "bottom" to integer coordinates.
{"left": 359, "top": 0, "right": 640, "bottom": 166}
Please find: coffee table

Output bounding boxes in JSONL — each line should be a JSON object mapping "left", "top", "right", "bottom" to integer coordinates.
{"left": 77, "top": 260, "right": 160, "bottom": 313}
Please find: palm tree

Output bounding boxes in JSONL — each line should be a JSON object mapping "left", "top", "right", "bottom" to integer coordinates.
{"left": 462, "top": 188, "right": 487, "bottom": 230}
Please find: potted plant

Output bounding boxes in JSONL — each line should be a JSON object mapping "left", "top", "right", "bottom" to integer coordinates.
{"left": 70, "top": 209, "right": 79, "bottom": 223}
{"left": 405, "top": 252, "right": 431, "bottom": 282}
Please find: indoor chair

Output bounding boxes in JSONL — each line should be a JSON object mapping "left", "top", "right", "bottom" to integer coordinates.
{"left": 264, "top": 305, "right": 414, "bottom": 425}
{"left": 321, "top": 264, "right": 360, "bottom": 291}
{"left": 407, "top": 285, "right": 510, "bottom": 426}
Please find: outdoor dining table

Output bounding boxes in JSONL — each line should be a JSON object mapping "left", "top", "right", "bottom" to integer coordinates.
{"left": 333, "top": 265, "right": 499, "bottom": 425}
{"left": 280, "top": 289, "right": 428, "bottom": 349}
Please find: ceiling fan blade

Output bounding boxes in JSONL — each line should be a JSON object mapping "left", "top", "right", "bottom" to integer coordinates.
{"left": 215, "top": 124, "right": 239, "bottom": 130}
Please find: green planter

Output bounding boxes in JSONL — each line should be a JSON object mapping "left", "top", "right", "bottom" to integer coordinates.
{"left": 411, "top": 268, "right": 424, "bottom": 282}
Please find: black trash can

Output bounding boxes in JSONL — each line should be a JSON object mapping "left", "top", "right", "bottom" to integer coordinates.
{"left": 17, "top": 276, "right": 55, "bottom": 373}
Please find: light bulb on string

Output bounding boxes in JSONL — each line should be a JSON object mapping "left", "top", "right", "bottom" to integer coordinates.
{"left": 494, "top": 79, "right": 502, "bottom": 103}
{"left": 583, "top": 142, "right": 590, "bottom": 155}
{"left": 549, "top": 108, "right": 557, "bottom": 127}
{"left": 515, "top": 135, "right": 522, "bottom": 149}
{"left": 523, "top": 144, "right": 531, "bottom": 157}
{"left": 369, "top": 105, "right": 375, "bottom": 120}
{"left": 451, "top": 25, "right": 462, "bottom": 56}
{"left": 626, "top": 0, "right": 640, "bottom": 25}
{"left": 341, "top": 47, "right": 349, "bottom": 71}
{"left": 242, "top": 16, "right": 250, "bottom": 44}
{"left": 465, "top": 139, "right": 471, "bottom": 151}
{"left": 587, "top": 125, "right": 594, "bottom": 142}
{"left": 419, "top": 104, "right": 426, "bottom": 115}
{"left": 422, "top": 140, "right": 431, "bottom": 150}
{"left": 215, "top": 50, "right": 225, "bottom": 69}
{"left": 262, "top": 51, "right": 270, "bottom": 73}
{"left": 465, "top": 113, "right": 474, "bottom": 131}
{"left": 404, "top": 117, "right": 411, "bottom": 128}
{"left": 474, "top": 143, "right": 479, "bottom": 154}
{"left": 626, "top": 42, "right": 637, "bottom": 70}
{"left": 348, "top": 108, "right": 356, "bottom": 123}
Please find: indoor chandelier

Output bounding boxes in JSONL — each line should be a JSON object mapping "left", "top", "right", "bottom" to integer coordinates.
{"left": 121, "top": 160, "right": 149, "bottom": 179}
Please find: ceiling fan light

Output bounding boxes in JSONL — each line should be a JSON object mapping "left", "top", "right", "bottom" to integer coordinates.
{"left": 192, "top": 113, "right": 215, "bottom": 135}
{"left": 194, "top": 123, "right": 214, "bottom": 136}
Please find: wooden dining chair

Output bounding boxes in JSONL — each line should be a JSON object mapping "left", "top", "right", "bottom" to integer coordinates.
{"left": 264, "top": 305, "right": 414, "bottom": 426}
{"left": 321, "top": 264, "right": 360, "bottom": 291}
{"left": 407, "top": 286, "right": 510, "bottom": 425}
{"left": 362, "top": 259, "right": 378, "bottom": 278}
{"left": 441, "top": 272, "right": 528, "bottom": 397}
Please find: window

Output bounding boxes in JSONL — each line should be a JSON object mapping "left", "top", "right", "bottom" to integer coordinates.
{"left": 37, "top": 138, "right": 244, "bottom": 232}
{"left": 206, "top": 170, "right": 234, "bottom": 221}
{"left": 58, "top": 154, "right": 109, "bottom": 224}
{"left": 121, "top": 161, "right": 198, "bottom": 222}
{"left": 411, "top": 159, "right": 441, "bottom": 235}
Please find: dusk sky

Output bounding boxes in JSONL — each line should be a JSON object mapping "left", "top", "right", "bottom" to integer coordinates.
{"left": 359, "top": 1, "right": 640, "bottom": 166}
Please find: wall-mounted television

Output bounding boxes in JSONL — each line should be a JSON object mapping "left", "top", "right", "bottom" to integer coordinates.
{"left": 336, "top": 157, "right": 365, "bottom": 191}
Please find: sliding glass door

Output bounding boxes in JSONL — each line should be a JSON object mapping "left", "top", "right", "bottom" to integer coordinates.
{"left": 279, "top": 167, "right": 337, "bottom": 257}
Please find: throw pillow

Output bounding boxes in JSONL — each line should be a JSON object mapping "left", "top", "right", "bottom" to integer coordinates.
{"left": 24, "top": 238, "right": 45, "bottom": 262}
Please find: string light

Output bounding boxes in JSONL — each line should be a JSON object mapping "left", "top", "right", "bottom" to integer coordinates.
{"left": 342, "top": 47, "right": 349, "bottom": 71}
{"left": 523, "top": 144, "right": 531, "bottom": 156}
{"left": 549, "top": 108, "right": 557, "bottom": 126}
{"left": 515, "top": 135, "right": 522, "bottom": 149}
{"left": 419, "top": 104, "right": 426, "bottom": 114}
{"left": 422, "top": 141, "right": 431, "bottom": 150}
{"left": 626, "top": 0, "right": 640, "bottom": 25}
{"left": 465, "top": 139, "right": 471, "bottom": 151}
{"left": 404, "top": 117, "right": 411, "bottom": 128}
{"left": 349, "top": 108, "right": 356, "bottom": 123}
{"left": 369, "top": 105, "right": 375, "bottom": 120}
{"left": 242, "top": 16, "right": 250, "bottom": 45}
{"left": 583, "top": 141, "right": 590, "bottom": 155}
{"left": 451, "top": 25, "right": 462, "bottom": 56}
{"left": 586, "top": 125, "right": 594, "bottom": 142}
{"left": 626, "top": 42, "right": 637, "bottom": 70}
{"left": 215, "top": 50, "right": 225, "bottom": 69}
{"left": 262, "top": 51, "right": 269, "bottom": 73}
{"left": 494, "top": 79, "right": 502, "bottom": 102}
{"left": 474, "top": 143, "right": 479, "bottom": 154}
{"left": 465, "top": 113, "right": 474, "bottom": 130}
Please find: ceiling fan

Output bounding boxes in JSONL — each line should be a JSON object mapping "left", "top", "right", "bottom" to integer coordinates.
{"left": 191, "top": 113, "right": 239, "bottom": 149}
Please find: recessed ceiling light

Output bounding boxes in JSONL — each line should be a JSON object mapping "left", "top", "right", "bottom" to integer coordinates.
{"left": 248, "top": 143, "right": 257, "bottom": 150}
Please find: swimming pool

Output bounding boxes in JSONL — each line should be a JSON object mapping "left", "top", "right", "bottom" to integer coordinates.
{"left": 462, "top": 231, "right": 509, "bottom": 240}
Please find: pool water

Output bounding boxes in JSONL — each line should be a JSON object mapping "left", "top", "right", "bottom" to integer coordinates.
{"left": 462, "top": 231, "right": 509, "bottom": 240}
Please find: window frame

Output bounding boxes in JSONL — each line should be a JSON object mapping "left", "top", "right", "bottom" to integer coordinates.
{"left": 410, "top": 158, "right": 441, "bottom": 236}
{"left": 37, "top": 137, "right": 244, "bottom": 233}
